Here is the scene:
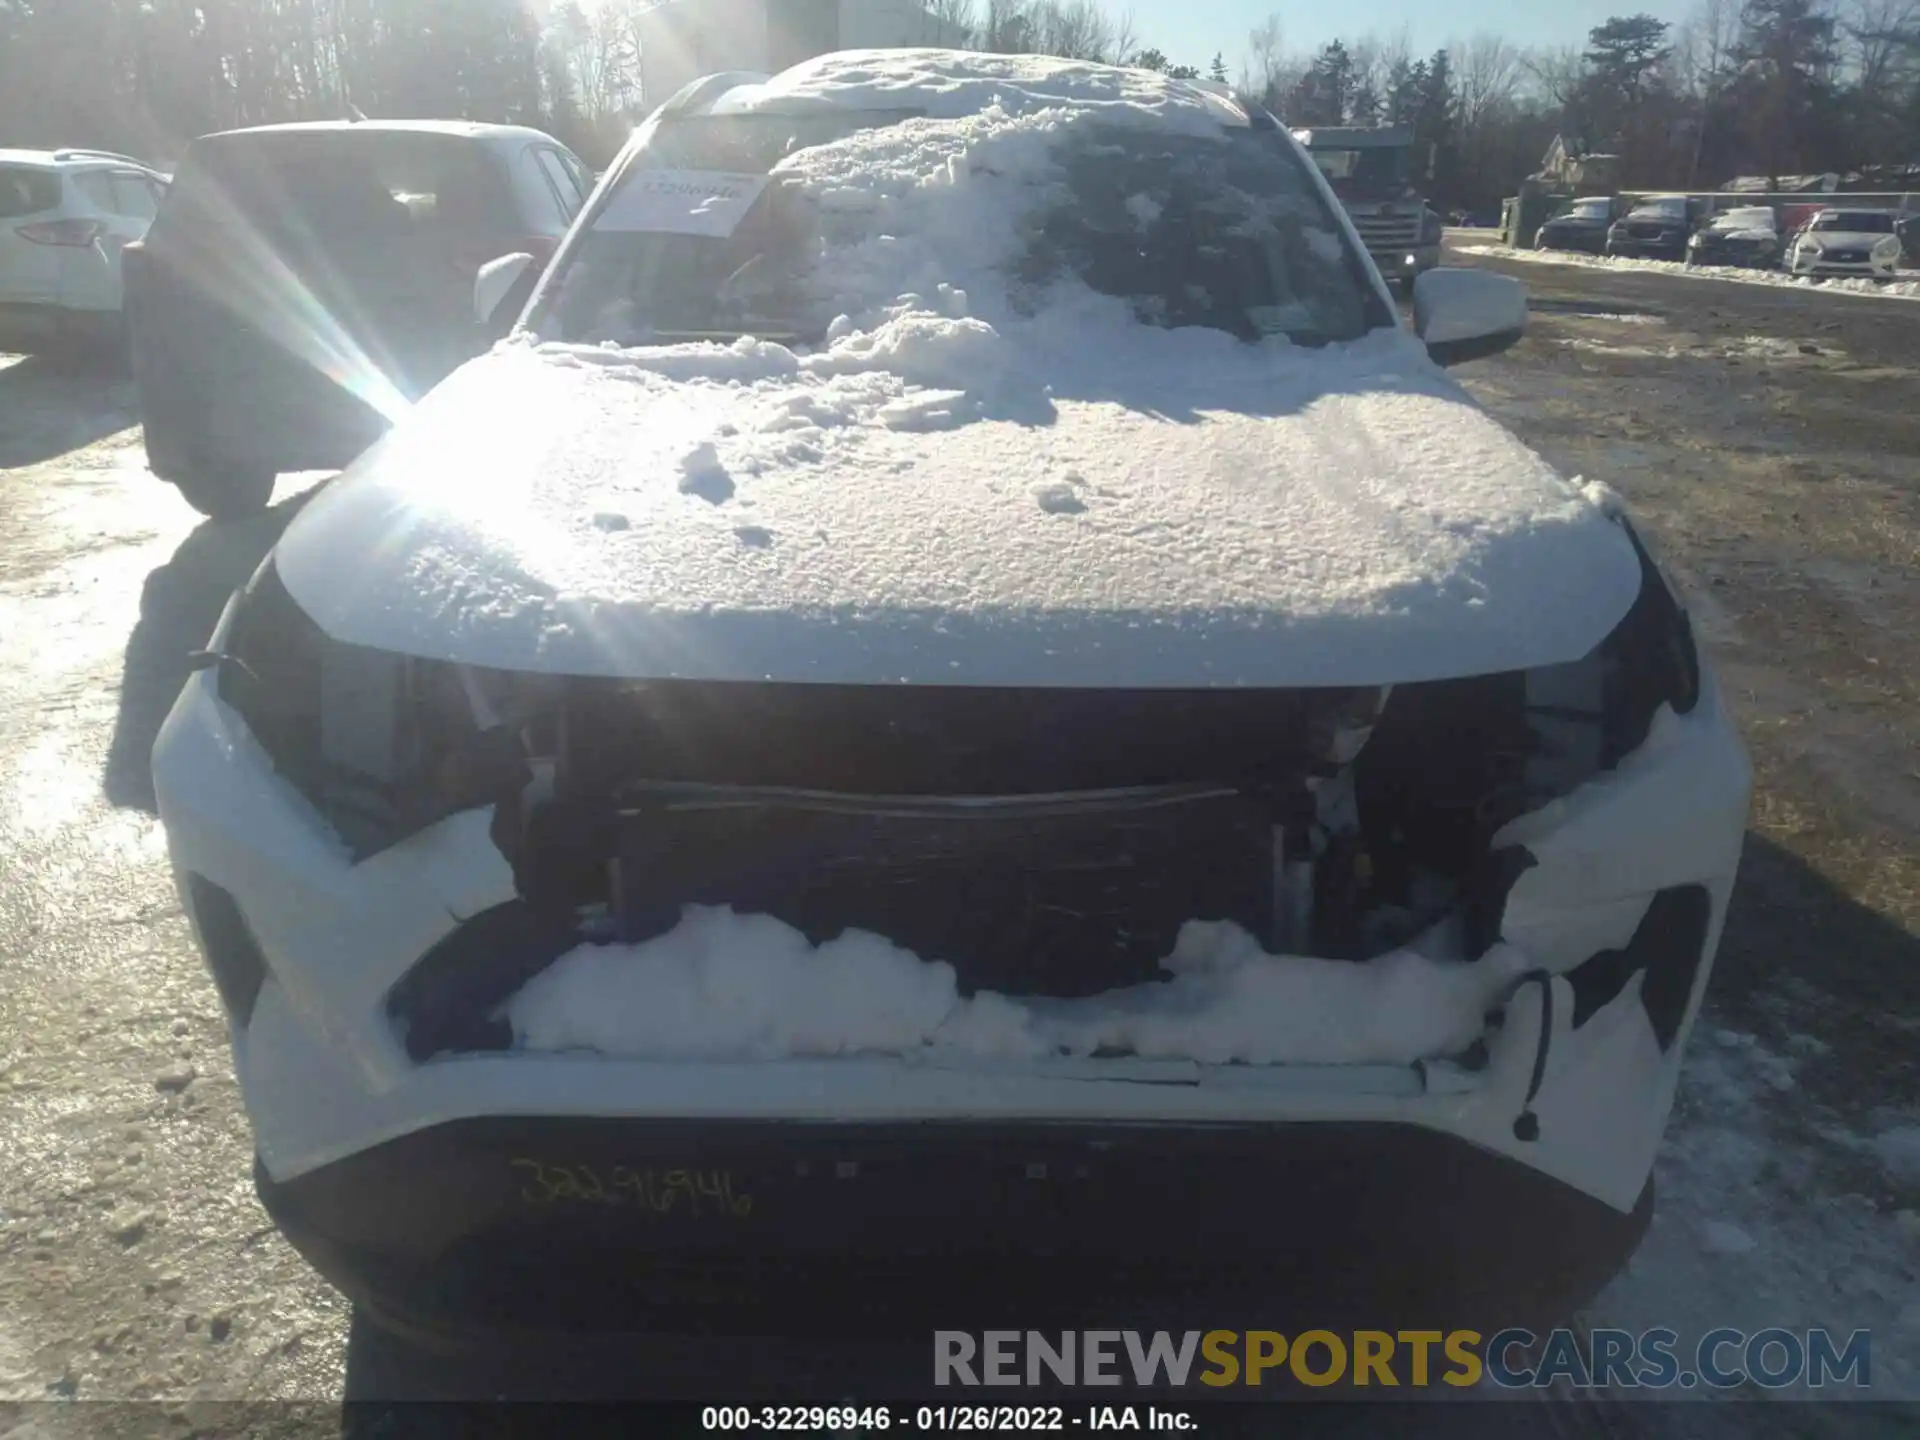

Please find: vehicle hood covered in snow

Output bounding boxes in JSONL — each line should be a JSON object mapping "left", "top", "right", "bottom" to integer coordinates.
{"left": 274, "top": 48, "right": 1643, "bottom": 688}
{"left": 276, "top": 329, "right": 1643, "bottom": 688}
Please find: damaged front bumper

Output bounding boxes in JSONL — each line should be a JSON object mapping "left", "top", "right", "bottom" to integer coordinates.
{"left": 154, "top": 599, "right": 1750, "bottom": 1340}
{"left": 256, "top": 1119, "right": 1654, "bottom": 1345}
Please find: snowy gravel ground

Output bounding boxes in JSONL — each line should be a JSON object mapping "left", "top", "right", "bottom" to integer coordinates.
{"left": 2, "top": 233, "right": 1918, "bottom": 1434}
{"left": 1452, "top": 236, "right": 1920, "bottom": 301}
{"left": 1450, "top": 244, "right": 1920, "bottom": 1429}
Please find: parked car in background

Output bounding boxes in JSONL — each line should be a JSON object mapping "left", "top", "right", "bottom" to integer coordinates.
{"left": 1533, "top": 196, "right": 1615, "bottom": 255}
{"left": 0, "top": 148, "right": 169, "bottom": 355}
{"left": 1605, "top": 195, "right": 1695, "bottom": 261}
{"left": 1685, "top": 206, "right": 1782, "bottom": 270}
{"left": 1785, "top": 208, "right": 1905, "bottom": 280}
{"left": 125, "top": 119, "right": 591, "bottom": 519}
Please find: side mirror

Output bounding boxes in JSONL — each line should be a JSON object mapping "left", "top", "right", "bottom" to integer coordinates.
{"left": 1412, "top": 267, "right": 1527, "bottom": 367}
{"left": 474, "top": 251, "right": 536, "bottom": 331}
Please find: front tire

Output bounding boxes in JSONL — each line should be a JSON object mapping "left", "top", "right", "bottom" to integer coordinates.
{"left": 172, "top": 462, "right": 276, "bottom": 521}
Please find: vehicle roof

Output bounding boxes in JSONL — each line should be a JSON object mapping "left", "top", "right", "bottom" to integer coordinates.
{"left": 191, "top": 119, "right": 559, "bottom": 148}
{"left": 1814, "top": 206, "right": 1896, "bottom": 217}
{"left": 693, "top": 48, "right": 1256, "bottom": 130}
{"left": 0, "top": 147, "right": 161, "bottom": 170}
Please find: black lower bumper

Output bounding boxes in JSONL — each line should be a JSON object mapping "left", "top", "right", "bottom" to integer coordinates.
{"left": 1606, "top": 242, "right": 1687, "bottom": 261}
{"left": 1688, "top": 249, "right": 1775, "bottom": 269}
{"left": 259, "top": 1119, "right": 1652, "bottom": 1354}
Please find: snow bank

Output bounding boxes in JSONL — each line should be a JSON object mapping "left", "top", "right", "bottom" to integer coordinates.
{"left": 1456, "top": 242, "right": 1920, "bottom": 301}
{"left": 503, "top": 906, "right": 1531, "bottom": 1067}
{"left": 1590, "top": 1035, "right": 1920, "bottom": 1400}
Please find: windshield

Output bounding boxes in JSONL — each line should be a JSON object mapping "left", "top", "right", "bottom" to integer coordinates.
{"left": 165, "top": 132, "right": 511, "bottom": 244}
{"left": 1628, "top": 198, "right": 1687, "bottom": 221}
{"left": 1305, "top": 146, "right": 1407, "bottom": 188}
{"left": 537, "top": 114, "right": 1377, "bottom": 349}
{"left": 1711, "top": 209, "right": 1775, "bottom": 231}
{"left": 1812, "top": 211, "right": 1894, "bottom": 233}
{"left": 1567, "top": 199, "right": 1610, "bottom": 220}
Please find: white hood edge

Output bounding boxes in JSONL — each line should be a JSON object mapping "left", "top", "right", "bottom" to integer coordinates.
{"left": 275, "top": 334, "right": 1647, "bottom": 689}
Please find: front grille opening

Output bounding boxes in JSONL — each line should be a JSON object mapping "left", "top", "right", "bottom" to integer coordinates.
{"left": 387, "top": 551, "right": 1691, "bottom": 1064}
{"left": 391, "top": 674, "right": 1589, "bottom": 1060}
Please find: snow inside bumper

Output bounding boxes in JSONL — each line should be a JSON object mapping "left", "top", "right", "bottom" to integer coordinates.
{"left": 255, "top": 1117, "right": 1654, "bottom": 1343}
{"left": 156, "top": 621, "right": 1749, "bottom": 1201}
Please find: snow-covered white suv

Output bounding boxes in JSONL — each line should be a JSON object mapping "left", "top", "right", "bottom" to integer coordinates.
{"left": 0, "top": 148, "right": 168, "bottom": 353}
{"left": 154, "top": 51, "right": 1751, "bottom": 1361}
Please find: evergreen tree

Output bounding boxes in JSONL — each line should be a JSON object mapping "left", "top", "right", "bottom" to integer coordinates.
{"left": 1733, "top": 0, "right": 1842, "bottom": 182}
{"left": 1585, "top": 13, "right": 1673, "bottom": 102}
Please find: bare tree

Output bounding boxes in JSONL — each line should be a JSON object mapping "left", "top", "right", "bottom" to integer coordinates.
{"left": 972, "top": 1, "right": 1138, "bottom": 63}
{"left": 548, "top": 0, "right": 639, "bottom": 121}
{"left": 1844, "top": 0, "right": 1920, "bottom": 95}
{"left": 1522, "top": 43, "right": 1589, "bottom": 112}
{"left": 1375, "top": 23, "right": 1414, "bottom": 79}
{"left": 1453, "top": 32, "right": 1524, "bottom": 133}
{"left": 1675, "top": 0, "right": 1744, "bottom": 97}
{"left": 1672, "top": 0, "right": 1746, "bottom": 183}
{"left": 1240, "top": 13, "right": 1287, "bottom": 100}
{"left": 924, "top": 0, "right": 981, "bottom": 47}
{"left": 980, "top": 0, "right": 1031, "bottom": 52}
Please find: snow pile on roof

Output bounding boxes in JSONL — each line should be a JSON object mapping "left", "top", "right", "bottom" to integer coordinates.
{"left": 503, "top": 905, "right": 1529, "bottom": 1066}
{"left": 1457, "top": 242, "right": 1920, "bottom": 302}
{"left": 712, "top": 47, "right": 1249, "bottom": 131}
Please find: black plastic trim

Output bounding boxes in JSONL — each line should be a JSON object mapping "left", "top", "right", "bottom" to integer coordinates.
{"left": 1426, "top": 328, "right": 1525, "bottom": 367}
{"left": 184, "top": 873, "right": 268, "bottom": 1027}
{"left": 1565, "top": 884, "right": 1713, "bottom": 1051}
{"left": 388, "top": 901, "right": 577, "bottom": 1061}
{"left": 257, "top": 1119, "right": 1655, "bottom": 1348}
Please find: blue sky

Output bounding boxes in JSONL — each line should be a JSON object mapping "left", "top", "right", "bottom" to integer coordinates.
{"left": 1125, "top": 1, "right": 1702, "bottom": 73}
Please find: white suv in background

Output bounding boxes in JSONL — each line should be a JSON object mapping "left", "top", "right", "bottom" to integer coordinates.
{"left": 1785, "top": 207, "right": 1906, "bottom": 280}
{"left": 0, "top": 148, "right": 169, "bottom": 353}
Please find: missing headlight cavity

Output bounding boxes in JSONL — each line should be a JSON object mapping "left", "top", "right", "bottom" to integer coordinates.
{"left": 1605, "top": 520, "right": 1702, "bottom": 750}
{"left": 215, "top": 561, "right": 534, "bottom": 858}
{"left": 183, "top": 874, "right": 268, "bottom": 1028}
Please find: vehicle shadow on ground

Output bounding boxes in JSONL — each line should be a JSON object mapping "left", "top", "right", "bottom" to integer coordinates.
{"left": 1719, "top": 831, "right": 1920, "bottom": 1011}
{"left": 1709, "top": 829, "right": 1920, "bottom": 1134}
{"left": 102, "top": 489, "right": 317, "bottom": 812}
{"left": 0, "top": 351, "right": 137, "bottom": 468}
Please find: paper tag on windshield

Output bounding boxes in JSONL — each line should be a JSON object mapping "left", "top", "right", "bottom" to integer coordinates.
{"left": 596, "top": 170, "right": 772, "bottom": 237}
